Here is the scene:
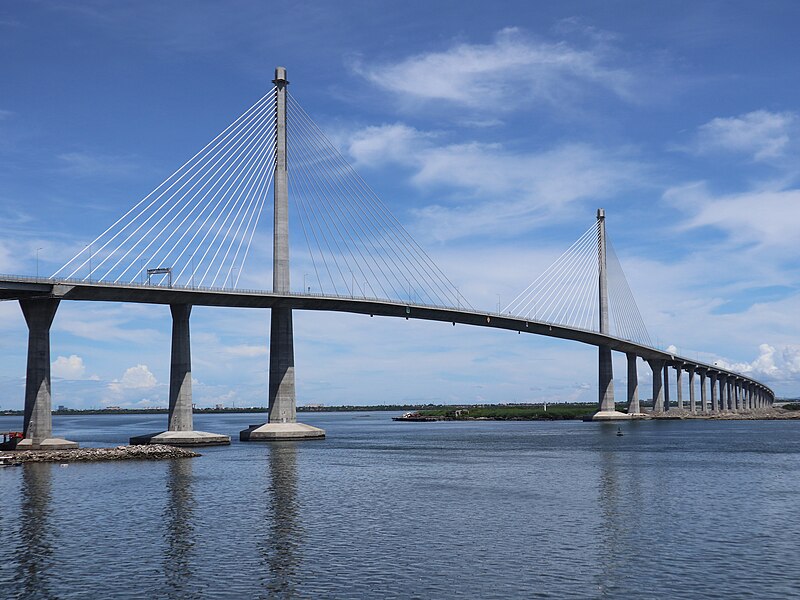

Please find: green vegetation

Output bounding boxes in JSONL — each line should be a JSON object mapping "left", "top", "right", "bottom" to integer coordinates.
{"left": 782, "top": 403, "right": 800, "bottom": 411}
{"left": 419, "top": 403, "right": 603, "bottom": 420}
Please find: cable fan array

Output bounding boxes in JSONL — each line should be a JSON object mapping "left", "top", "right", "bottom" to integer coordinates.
{"left": 53, "top": 88, "right": 278, "bottom": 289}
{"left": 286, "top": 93, "right": 467, "bottom": 308}
{"left": 502, "top": 221, "right": 651, "bottom": 345}
{"left": 52, "top": 86, "right": 467, "bottom": 308}
{"left": 606, "top": 238, "right": 651, "bottom": 346}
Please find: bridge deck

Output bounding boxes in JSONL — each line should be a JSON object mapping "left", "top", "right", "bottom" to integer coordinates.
{"left": 0, "top": 275, "right": 769, "bottom": 391}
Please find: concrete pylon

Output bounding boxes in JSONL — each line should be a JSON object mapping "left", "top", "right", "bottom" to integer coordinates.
{"left": 710, "top": 372, "right": 719, "bottom": 412}
{"left": 688, "top": 366, "right": 696, "bottom": 414}
{"left": 649, "top": 359, "right": 664, "bottom": 413}
{"left": 625, "top": 353, "right": 642, "bottom": 415}
{"left": 699, "top": 370, "right": 708, "bottom": 414}
{"left": 591, "top": 209, "right": 628, "bottom": 421}
{"left": 131, "top": 304, "right": 230, "bottom": 446}
{"left": 663, "top": 366, "right": 670, "bottom": 412}
{"left": 241, "top": 66, "right": 325, "bottom": 441}
{"left": 17, "top": 298, "right": 78, "bottom": 450}
{"left": 675, "top": 366, "right": 684, "bottom": 411}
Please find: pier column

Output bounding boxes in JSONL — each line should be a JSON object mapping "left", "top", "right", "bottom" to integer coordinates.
{"left": 17, "top": 298, "right": 77, "bottom": 450}
{"left": 130, "top": 304, "right": 230, "bottom": 446}
{"left": 626, "top": 353, "right": 640, "bottom": 415}
{"left": 719, "top": 376, "right": 728, "bottom": 413}
{"left": 710, "top": 372, "right": 718, "bottom": 413}
{"left": 663, "top": 366, "right": 671, "bottom": 412}
{"left": 168, "top": 304, "right": 193, "bottom": 432}
{"left": 699, "top": 370, "right": 708, "bottom": 414}
{"left": 675, "top": 366, "right": 684, "bottom": 411}
{"left": 240, "top": 66, "right": 325, "bottom": 440}
{"left": 687, "top": 367, "right": 696, "bottom": 414}
{"left": 737, "top": 381, "right": 743, "bottom": 412}
{"left": 649, "top": 360, "right": 665, "bottom": 413}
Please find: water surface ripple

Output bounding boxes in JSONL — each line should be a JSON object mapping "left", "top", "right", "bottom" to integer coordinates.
{"left": 1, "top": 413, "right": 799, "bottom": 598}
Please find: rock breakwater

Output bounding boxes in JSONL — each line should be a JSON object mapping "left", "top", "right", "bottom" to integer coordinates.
{"left": 4, "top": 444, "right": 200, "bottom": 463}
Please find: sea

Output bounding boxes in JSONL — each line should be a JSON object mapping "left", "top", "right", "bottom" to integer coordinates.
{"left": 1, "top": 412, "right": 799, "bottom": 599}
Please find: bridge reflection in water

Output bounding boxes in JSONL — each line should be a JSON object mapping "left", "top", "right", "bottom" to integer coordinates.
{"left": 15, "top": 464, "right": 56, "bottom": 600}
{"left": 163, "top": 458, "right": 196, "bottom": 598}
{"left": 260, "top": 443, "right": 303, "bottom": 596}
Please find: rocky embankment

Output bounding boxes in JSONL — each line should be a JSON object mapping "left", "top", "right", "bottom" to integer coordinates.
{"left": 652, "top": 408, "right": 800, "bottom": 420}
{"left": 3, "top": 444, "right": 200, "bottom": 463}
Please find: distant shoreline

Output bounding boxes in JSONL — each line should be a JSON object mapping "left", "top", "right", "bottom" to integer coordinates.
{"left": 1, "top": 402, "right": 798, "bottom": 420}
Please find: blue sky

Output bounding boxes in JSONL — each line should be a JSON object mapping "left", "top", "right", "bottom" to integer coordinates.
{"left": 1, "top": 0, "right": 799, "bottom": 409}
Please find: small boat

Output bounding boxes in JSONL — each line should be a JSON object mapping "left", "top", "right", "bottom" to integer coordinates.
{"left": 616, "top": 427, "right": 624, "bottom": 437}
{"left": 0, "top": 431, "right": 23, "bottom": 451}
{"left": 0, "top": 455, "right": 20, "bottom": 467}
{"left": 392, "top": 412, "right": 437, "bottom": 422}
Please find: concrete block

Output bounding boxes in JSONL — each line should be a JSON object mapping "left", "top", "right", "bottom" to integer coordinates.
{"left": 239, "top": 422, "right": 325, "bottom": 441}
{"left": 130, "top": 430, "right": 230, "bottom": 446}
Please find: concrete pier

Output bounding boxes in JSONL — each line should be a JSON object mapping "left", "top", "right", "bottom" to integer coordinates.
{"left": 626, "top": 353, "right": 642, "bottom": 415}
{"left": 649, "top": 360, "right": 664, "bottom": 413}
{"left": 720, "top": 376, "right": 728, "bottom": 413}
{"left": 699, "top": 369, "right": 708, "bottom": 414}
{"left": 17, "top": 298, "right": 78, "bottom": 450}
{"left": 663, "top": 366, "right": 671, "bottom": 411}
{"left": 710, "top": 372, "right": 718, "bottom": 413}
{"left": 240, "top": 67, "right": 325, "bottom": 441}
{"left": 131, "top": 304, "right": 230, "bottom": 446}
{"left": 675, "top": 366, "right": 684, "bottom": 410}
{"left": 687, "top": 366, "right": 696, "bottom": 414}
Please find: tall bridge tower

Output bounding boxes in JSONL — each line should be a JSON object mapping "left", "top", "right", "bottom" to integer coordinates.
{"left": 240, "top": 67, "right": 325, "bottom": 441}
{"left": 592, "top": 209, "right": 628, "bottom": 420}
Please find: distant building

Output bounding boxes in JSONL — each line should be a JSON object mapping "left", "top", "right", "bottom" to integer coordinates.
{"left": 57, "top": 405, "right": 67, "bottom": 411}
{"left": 215, "top": 403, "right": 225, "bottom": 410}
{"left": 105, "top": 405, "right": 121, "bottom": 410}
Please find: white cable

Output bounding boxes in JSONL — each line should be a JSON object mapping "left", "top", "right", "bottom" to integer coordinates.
{"left": 60, "top": 89, "right": 275, "bottom": 281}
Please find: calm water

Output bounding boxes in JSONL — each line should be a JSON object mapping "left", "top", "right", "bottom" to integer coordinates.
{"left": 1, "top": 412, "right": 799, "bottom": 599}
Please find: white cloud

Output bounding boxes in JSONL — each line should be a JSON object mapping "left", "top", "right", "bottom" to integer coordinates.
{"left": 665, "top": 182, "right": 800, "bottom": 251}
{"left": 224, "top": 344, "right": 267, "bottom": 358}
{"left": 347, "top": 124, "right": 643, "bottom": 241}
{"left": 56, "top": 151, "right": 140, "bottom": 178}
{"left": 348, "top": 123, "right": 435, "bottom": 167}
{"left": 713, "top": 343, "right": 800, "bottom": 382}
{"left": 56, "top": 303, "right": 165, "bottom": 344}
{"left": 354, "top": 27, "right": 635, "bottom": 111}
{"left": 691, "top": 110, "right": 797, "bottom": 161}
{"left": 51, "top": 354, "right": 95, "bottom": 380}
{"left": 115, "top": 364, "right": 157, "bottom": 389}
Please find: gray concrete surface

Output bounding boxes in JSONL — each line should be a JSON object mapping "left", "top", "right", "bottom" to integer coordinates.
{"left": 19, "top": 298, "right": 78, "bottom": 450}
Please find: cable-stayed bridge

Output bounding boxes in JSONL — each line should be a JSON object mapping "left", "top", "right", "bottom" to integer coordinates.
{"left": 0, "top": 67, "right": 774, "bottom": 449}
